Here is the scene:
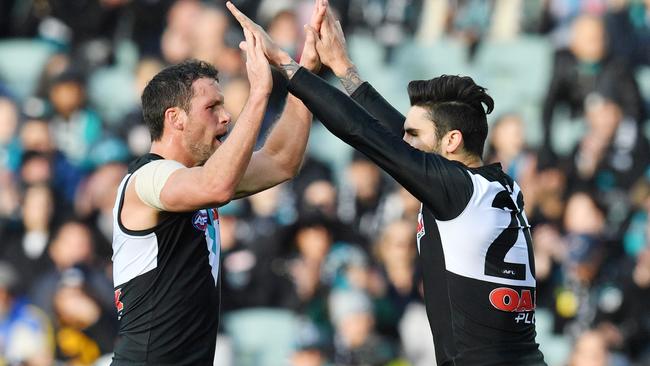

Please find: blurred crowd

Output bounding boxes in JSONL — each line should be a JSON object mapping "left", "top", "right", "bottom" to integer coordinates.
{"left": 0, "top": 0, "right": 649, "bottom": 365}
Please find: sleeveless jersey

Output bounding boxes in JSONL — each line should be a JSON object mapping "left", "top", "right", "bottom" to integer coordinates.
{"left": 111, "top": 154, "right": 221, "bottom": 366}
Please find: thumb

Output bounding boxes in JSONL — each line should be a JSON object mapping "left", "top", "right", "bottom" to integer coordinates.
{"left": 238, "top": 41, "right": 248, "bottom": 52}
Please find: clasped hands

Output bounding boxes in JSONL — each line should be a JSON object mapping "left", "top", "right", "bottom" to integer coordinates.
{"left": 225, "top": 0, "right": 355, "bottom": 80}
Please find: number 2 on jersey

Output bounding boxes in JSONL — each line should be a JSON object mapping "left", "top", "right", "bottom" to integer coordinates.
{"left": 485, "top": 190, "right": 535, "bottom": 281}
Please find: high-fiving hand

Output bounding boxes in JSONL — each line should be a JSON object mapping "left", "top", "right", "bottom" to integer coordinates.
{"left": 298, "top": 0, "right": 328, "bottom": 72}
{"left": 303, "top": 4, "right": 354, "bottom": 78}
{"left": 226, "top": 0, "right": 327, "bottom": 77}
{"left": 226, "top": 1, "right": 292, "bottom": 68}
{"left": 241, "top": 27, "right": 273, "bottom": 96}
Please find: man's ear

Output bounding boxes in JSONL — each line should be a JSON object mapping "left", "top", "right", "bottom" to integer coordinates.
{"left": 445, "top": 130, "right": 464, "bottom": 154}
{"left": 164, "top": 107, "right": 186, "bottom": 132}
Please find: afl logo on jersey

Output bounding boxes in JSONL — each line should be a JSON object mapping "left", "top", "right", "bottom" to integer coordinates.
{"left": 192, "top": 211, "right": 209, "bottom": 231}
{"left": 192, "top": 209, "right": 219, "bottom": 231}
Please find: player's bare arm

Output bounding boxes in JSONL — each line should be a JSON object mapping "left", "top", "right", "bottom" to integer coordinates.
{"left": 226, "top": 0, "right": 327, "bottom": 198}
{"left": 121, "top": 30, "right": 272, "bottom": 230}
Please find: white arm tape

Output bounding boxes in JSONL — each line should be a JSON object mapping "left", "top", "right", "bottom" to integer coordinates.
{"left": 133, "top": 160, "right": 186, "bottom": 211}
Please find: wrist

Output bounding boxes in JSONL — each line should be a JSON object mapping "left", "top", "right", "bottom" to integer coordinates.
{"left": 279, "top": 60, "right": 301, "bottom": 80}
{"left": 276, "top": 52, "right": 293, "bottom": 67}
{"left": 331, "top": 59, "right": 355, "bottom": 78}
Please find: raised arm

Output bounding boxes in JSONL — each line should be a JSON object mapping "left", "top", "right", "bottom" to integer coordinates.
{"left": 120, "top": 31, "right": 273, "bottom": 231}
{"left": 227, "top": 0, "right": 326, "bottom": 198}
{"left": 226, "top": 0, "right": 472, "bottom": 219}
{"left": 288, "top": 68, "right": 472, "bottom": 219}
{"left": 160, "top": 29, "right": 272, "bottom": 211}
{"left": 304, "top": 6, "right": 406, "bottom": 137}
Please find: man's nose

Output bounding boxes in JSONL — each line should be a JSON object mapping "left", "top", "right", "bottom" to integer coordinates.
{"left": 222, "top": 111, "right": 232, "bottom": 125}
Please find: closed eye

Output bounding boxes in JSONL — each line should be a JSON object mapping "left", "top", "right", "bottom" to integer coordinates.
{"left": 207, "top": 101, "right": 224, "bottom": 110}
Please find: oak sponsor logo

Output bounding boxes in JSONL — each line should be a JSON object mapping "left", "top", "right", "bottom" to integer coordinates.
{"left": 489, "top": 287, "right": 536, "bottom": 324}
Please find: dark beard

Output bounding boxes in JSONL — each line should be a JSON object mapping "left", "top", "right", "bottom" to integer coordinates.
{"left": 189, "top": 142, "right": 213, "bottom": 166}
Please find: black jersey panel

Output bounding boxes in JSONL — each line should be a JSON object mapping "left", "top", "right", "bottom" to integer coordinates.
{"left": 418, "top": 206, "right": 458, "bottom": 365}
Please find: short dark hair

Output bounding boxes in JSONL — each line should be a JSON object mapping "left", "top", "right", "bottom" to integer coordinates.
{"left": 407, "top": 75, "right": 494, "bottom": 157}
{"left": 141, "top": 60, "right": 219, "bottom": 141}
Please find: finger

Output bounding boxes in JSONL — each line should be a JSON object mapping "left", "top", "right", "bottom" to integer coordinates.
{"left": 226, "top": 1, "right": 253, "bottom": 28}
{"left": 310, "top": 0, "right": 318, "bottom": 20}
{"left": 253, "top": 33, "right": 266, "bottom": 58}
{"left": 238, "top": 41, "right": 247, "bottom": 52}
{"left": 322, "top": 5, "right": 338, "bottom": 36}
{"left": 311, "top": 0, "right": 328, "bottom": 32}
{"left": 335, "top": 20, "right": 345, "bottom": 40}
{"left": 243, "top": 28, "right": 256, "bottom": 60}
{"left": 325, "top": 3, "right": 337, "bottom": 24}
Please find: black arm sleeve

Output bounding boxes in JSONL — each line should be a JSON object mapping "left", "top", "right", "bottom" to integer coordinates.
{"left": 350, "top": 82, "right": 405, "bottom": 137}
{"left": 288, "top": 68, "right": 473, "bottom": 220}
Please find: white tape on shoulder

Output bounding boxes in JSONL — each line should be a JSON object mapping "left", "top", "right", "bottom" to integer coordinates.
{"left": 133, "top": 160, "right": 185, "bottom": 211}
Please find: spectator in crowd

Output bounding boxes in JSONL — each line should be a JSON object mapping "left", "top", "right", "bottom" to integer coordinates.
{"left": 0, "top": 261, "right": 53, "bottom": 366}
{"left": 74, "top": 162, "right": 128, "bottom": 262}
{"left": 485, "top": 113, "right": 537, "bottom": 187}
{"left": 568, "top": 330, "right": 611, "bottom": 366}
{"left": 160, "top": 0, "right": 202, "bottom": 64}
{"left": 47, "top": 70, "right": 102, "bottom": 172}
{"left": 0, "top": 0, "right": 649, "bottom": 364}
{"left": 113, "top": 57, "right": 164, "bottom": 149}
{"left": 301, "top": 179, "right": 338, "bottom": 218}
{"left": 567, "top": 93, "right": 650, "bottom": 238}
{"left": 369, "top": 219, "right": 420, "bottom": 341}
{"left": 541, "top": 14, "right": 645, "bottom": 160}
{"left": 30, "top": 220, "right": 114, "bottom": 318}
{"left": 553, "top": 192, "right": 609, "bottom": 336}
{"left": 606, "top": 0, "right": 650, "bottom": 69}
{"left": 338, "top": 152, "right": 388, "bottom": 242}
{"left": 290, "top": 320, "right": 331, "bottom": 366}
{"left": 0, "top": 184, "right": 56, "bottom": 293}
{"left": 52, "top": 267, "right": 118, "bottom": 365}
{"left": 328, "top": 289, "right": 396, "bottom": 365}
{"left": 375, "top": 185, "right": 420, "bottom": 230}
{"left": 285, "top": 214, "right": 337, "bottom": 335}
{"left": 266, "top": 9, "right": 301, "bottom": 58}
{"left": 220, "top": 191, "right": 295, "bottom": 312}
{"left": 594, "top": 245, "right": 650, "bottom": 365}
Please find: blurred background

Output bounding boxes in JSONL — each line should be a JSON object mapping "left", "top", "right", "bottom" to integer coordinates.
{"left": 0, "top": 0, "right": 649, "bottom": 365}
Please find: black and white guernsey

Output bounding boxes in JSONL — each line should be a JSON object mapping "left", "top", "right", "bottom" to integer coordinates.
{"left": 288, "top": 69, "right": 547, "bottom": 366}
{"left": 111, "top": 154, "right": 221, "bottom": 366}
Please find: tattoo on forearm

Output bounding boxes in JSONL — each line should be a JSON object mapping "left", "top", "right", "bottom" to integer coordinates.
{"left": 340, "top": 66, "right": 363, "bottom": 95}
{"left": 280, "top": 60, "right": 300, "bottom": 80}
